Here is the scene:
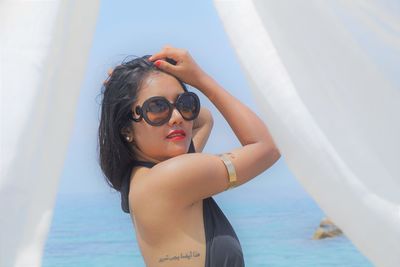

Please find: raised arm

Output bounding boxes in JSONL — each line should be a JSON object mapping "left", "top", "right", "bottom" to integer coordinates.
{"left": 192, "top": 107, "right": 213, "bottom": 152}
{"left": 131, "top": 46, "right": 280, "bottom": 209}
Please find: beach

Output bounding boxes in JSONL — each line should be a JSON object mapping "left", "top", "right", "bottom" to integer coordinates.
{"left": 44, "top": 163, "right": 372, "bottom": 267}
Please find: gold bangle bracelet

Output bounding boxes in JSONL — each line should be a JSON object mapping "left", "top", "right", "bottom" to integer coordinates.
{"left": 217, "top": 153, "right": 237, "bottom": 190}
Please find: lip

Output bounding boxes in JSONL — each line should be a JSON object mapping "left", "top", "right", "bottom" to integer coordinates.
{"left": 166, "top": 135, "right": 186, "bottom": 141}
{"left": 166, "top": 130, "right": 186, "bottom": 140}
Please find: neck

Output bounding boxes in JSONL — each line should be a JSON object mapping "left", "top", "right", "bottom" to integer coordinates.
{"left": 130, "top": 144, "right": 163, "bottom": 163}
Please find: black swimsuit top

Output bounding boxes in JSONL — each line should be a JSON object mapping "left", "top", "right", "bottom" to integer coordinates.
{"left": 119, "top": 141, "right": 245, "bottom": 267}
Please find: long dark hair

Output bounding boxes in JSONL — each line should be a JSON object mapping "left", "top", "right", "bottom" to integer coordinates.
{"left": 98, "top": 56, "right": 193, "bottom": 212}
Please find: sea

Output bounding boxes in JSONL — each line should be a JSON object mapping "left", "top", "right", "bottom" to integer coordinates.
{"left": 43, "top": 164, "right": 373, "bottom": 267}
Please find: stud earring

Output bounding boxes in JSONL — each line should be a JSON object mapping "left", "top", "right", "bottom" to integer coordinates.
{"left": 126, "top": 136, "right": 131, "bottom": 142}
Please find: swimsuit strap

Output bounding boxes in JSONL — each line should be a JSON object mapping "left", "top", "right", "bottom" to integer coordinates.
{"left": 133, "top": 160, "right": 156, "bottom": 168}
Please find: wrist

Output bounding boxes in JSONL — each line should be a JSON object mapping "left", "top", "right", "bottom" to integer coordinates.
{"left": 195, "top": 74, "right": 218, "bottom": 99}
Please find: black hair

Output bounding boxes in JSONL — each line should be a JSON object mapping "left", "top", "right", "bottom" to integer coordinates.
{"left": 98, "top": 55, "right": 192, "bottom": 212}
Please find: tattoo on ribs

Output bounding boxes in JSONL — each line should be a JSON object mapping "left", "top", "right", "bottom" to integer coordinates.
{"left": 158, "top": 250, "right": 200, "bottom": 263}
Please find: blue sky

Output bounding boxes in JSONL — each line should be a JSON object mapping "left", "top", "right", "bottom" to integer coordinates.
{"left": 58, "top": 0, "right": 294, "bottom": 195}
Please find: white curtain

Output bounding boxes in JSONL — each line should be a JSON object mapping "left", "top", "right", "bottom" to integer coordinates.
{"left": 0, "top": 1, "right": 99, "bottom": 266}
{"left": 213, "top": 0, "right": 400, "bottom": 266}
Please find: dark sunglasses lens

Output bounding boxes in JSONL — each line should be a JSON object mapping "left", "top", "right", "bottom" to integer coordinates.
{"left": 142, "top": 93, "right": 200, "bottom": 125}
{"left": 145, "top": 99, "right": 170, "bottom": 124}
{"left": 177, "top": 94, "right": 199, "bottom": 119}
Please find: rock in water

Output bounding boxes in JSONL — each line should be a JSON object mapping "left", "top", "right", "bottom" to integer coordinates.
{"left": 313, "top": 217, "right": 343, "bottom": 239}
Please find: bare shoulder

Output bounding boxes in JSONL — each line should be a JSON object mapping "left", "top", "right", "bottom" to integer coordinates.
{"left": 129, "top": 153, "right": 223, "bottom": 211}
{"left": 131, "top": 144, "right": 280, "bottom": 211}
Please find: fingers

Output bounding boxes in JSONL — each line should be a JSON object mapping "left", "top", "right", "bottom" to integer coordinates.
{"left": 103, "top": 68, "right": 114, "bottom": 85}
{"left": 149, "top": 45, "right": 187, "bottom": 62}
{"left": 154, "top": 59, "right": 176, "bottom": 74}
{"left": 150, "top": 45, "right": 184, "bottom": 73}
{"left": 148, "top": 45, "right": 173, "bottom": 61}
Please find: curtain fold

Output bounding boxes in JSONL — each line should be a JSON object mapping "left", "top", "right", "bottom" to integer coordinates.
{"left": 213, "top": 1, "right": 400, "bottom": 266}
{"left": 0, "top": 1, "right": 99, "bottom": 266}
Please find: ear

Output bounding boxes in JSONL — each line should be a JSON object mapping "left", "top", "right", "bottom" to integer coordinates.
{"left": 121, "top": 126, "right": 134, "bottom": 142}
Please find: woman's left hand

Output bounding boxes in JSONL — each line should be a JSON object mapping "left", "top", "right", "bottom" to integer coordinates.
{"left": 148, "top": 45, "right": 209, "bottom": 90}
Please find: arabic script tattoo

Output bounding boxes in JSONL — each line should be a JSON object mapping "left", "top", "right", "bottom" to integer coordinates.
{"left": 159, "top": 250, "right": 200, "bottom": 263}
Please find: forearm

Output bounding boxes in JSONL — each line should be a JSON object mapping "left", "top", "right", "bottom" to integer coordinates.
{"left": 192, "top": 107, "right": 213, "bottom": 152}
{"left": 198, "top": 75, "right": 277, "bottom": 150}
{"left": 148, "top": 46, "right": 278, "bottom": 152}
{"left": 193, "top": 107, "right": 213, "bottom": 130}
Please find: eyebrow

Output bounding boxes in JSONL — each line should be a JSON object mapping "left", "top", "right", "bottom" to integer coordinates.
{"left": 149, "top": 92, "right": 183, "bottom": 102}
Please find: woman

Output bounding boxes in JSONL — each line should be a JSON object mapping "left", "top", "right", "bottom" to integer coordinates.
{"left": 98, "top": 46, "right": 280, "bottom": 267}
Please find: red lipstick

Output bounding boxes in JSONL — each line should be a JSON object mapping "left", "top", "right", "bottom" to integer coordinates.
{"left": 166, "top": 130, "right": 186, "bottom": 141}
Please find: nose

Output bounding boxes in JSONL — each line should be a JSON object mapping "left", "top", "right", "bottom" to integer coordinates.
{"left": 168, "top": 107, "right": 184, "bottom": 126}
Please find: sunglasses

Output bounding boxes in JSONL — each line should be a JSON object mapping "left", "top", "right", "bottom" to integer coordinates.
{"left": 129, "top": 91, "right": 201, "bottom": 126}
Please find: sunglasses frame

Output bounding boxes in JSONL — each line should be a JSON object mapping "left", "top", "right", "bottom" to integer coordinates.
{"left": 129, "top": 91, "right": 201, "bottom": 126}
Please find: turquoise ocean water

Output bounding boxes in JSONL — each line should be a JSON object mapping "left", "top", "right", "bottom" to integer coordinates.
{"left": 44, "top": 168, "right": 373, "bottom": 267}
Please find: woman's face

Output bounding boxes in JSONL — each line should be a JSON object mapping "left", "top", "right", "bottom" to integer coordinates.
{"left": 129, "top": 71, "right": 193, "bottom": 162}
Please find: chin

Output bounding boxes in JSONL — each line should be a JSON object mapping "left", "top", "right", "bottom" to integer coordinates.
{"left": 168, "top": 145, "right": 189, "bottom": 158}
{"left": 163, "top": 138, "right": 191, "bottom": 157}
{"left": 173, "top": 148, "right": 187, "bottom": 156}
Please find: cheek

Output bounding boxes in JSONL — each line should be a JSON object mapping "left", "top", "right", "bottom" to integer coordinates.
{"left": 134, "top": 121, "right": 194, "bottom": 154}
{"left": 135, "top": 124, "right": 163, "bottom": 142}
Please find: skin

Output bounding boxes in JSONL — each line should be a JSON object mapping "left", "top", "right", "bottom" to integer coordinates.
{"left": 123, "top": 71, "right": 213, "bottom": 159}
{"left": 125, "top": 46, "right": 281, "bottom": 267}
{"left": 127, "top": 71, "right": 195, "bottom": 163}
